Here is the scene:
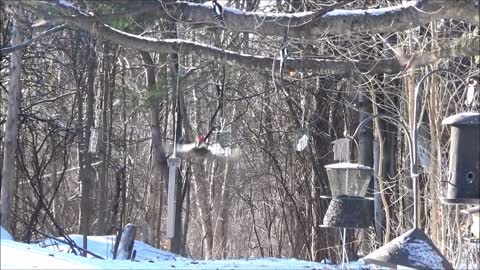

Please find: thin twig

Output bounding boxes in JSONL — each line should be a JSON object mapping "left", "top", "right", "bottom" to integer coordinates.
{"left": 1, "top": 24, "right": 66, "bottom": 54}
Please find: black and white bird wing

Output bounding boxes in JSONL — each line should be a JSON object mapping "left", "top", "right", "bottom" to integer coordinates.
{"left": 207, "top": 143, "right": 240, "bottom": 159}
{"left": 175, "top": 143, "right": 210, "bottom": 159}
{"left": 176, "top": 142, "right": 197, "bottom": 153}
{"left": 169, "top": 141, "right": 240, "bottom": 160}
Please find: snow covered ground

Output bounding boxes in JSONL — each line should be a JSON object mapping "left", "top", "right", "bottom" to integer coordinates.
{"left": 1, "top": 226, "right": 363, "bottom": 269}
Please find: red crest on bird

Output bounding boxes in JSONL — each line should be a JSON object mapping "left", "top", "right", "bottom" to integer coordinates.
{"left": 197, "top": 135, "right": 206, "bottom": 144}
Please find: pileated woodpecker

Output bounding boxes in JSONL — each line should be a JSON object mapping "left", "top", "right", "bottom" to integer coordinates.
{"left": 211, "top": 0, "right": 225, "bottom": 27}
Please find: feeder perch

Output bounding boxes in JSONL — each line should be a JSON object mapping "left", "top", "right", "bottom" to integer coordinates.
{"left": 324, "top": 163, "right": 373, "bottom": 197}
{"left": 362, "top": 228, "right": 453, "bottom": 270}
{"left": 441, "top": 112, "right": 480, "bottom": 205}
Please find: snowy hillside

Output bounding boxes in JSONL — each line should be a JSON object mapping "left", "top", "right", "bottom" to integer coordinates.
{"left": 1, "top": 226, "right": 362, "bottom": 269}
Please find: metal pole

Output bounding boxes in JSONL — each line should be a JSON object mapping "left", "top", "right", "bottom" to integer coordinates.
{"left": 341, "top": 228, "right": 347, "bottom": 270}
{"left": 166, "top": 157, "right": 180, "bottom": 239}
{"left": 412, "top": 174, "right": 419, "bottom": 229}
{"left": 412, "top": 87, "right": 419, "bottom": 229}
{"left": 410, "top": 68, "right": 466, "bottom": 229}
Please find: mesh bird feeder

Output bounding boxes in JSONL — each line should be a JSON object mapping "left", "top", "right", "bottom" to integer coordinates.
{"left": 441, "top": 112, "right": 480, "bottom": 205}
{"left": 322, "top": 163, "right": 374, "bottom": 228}
{"left": 325, "top": 163, "right": 372, "bottom": 197}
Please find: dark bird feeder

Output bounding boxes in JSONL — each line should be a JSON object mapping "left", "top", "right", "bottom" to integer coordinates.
{"left": 362, "top": 228, "right": 453, "bottom": 270}
{"left": 441, "top": 112, "right": 480, "bottom": 205}
{"left": 322, "top": 163, "right": 374, "bottom": 228}
{"left": 322, "top": 195, "right": 374, "bottom": 228}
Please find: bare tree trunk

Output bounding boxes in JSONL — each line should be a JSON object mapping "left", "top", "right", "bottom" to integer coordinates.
{"left": 139, "top": 51, "right": 168, "bottom": 247}
{"left": 96, "top": 42, "right": 112, "bottom": 235}
{"left": 428, "top": 22, "right": 441, "bottom": 246}
{"left": 1, "top": 17, "right": 23, "bottom": 232}
{"left": 218, "top": 160, "right": 232, "bottom": 259}
{"left": 192, "top": 163, "right": 214, "bottom": 259}
{"left": 77, "top": 34, "right": 97, "bottom": 255}
{"left": 189, "top": 81, "right": 214, "bottom": 258}
{"left": 50, "top": 136, "right": 60, "bottom": 220}
{"left": 405, "top": 71, "right": 417, "bottom": 228}
{"left": 218, "top": 106, "right": 237, "bottom": 258}
{"left": 357, "top": 89, "right": 374, "bottom": 253}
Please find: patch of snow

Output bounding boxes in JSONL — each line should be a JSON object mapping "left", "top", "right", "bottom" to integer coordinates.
{"left": 1, "top": 239, "right": 96, "bottom": 269}
{"left": 1, "top": 226, "right": 13, "bottom": 240}
{"left": 37, "top": 234, "right": 182, "bottom": 261}
{"left": 184, "top": 1, "right": 312, "bottom": 17}
{"left": 327, "top": 1, "right": 416, "bottom": 16}
{"left": 325, "top": 162, "right": 373, "bottom": 170}
{"left": 227, "top": 7, "right": 313, "bottom": 17}
{"left": 192, "top": 0, "right": 418, "bottom": 18}
{"left": 402, "top": 239, "right": 446, "bottom": 269}
{"left": 442, "top": 112, "right": 480, "bottom": 125}
{"left": 0, "top": 233, "right": 350, "bottom": 269}
{"left": 57, "top": 0, "right": 74, "bottom": 8}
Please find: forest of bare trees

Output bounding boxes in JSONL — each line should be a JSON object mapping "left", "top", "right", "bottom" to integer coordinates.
{"left": 1, "top": 0, "right": 479, "bottom": 267}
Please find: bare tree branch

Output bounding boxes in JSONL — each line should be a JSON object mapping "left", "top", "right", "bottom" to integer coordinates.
{"left": 19, "top": 0, "right": 479, "bottom": 38}
{"left": 160, "top": 0, "right": 479, "bottom": 37}
{"left": 33, "top": 12, "right": 480, "bottom": 76}
{"left": 15, "top": 0, "right": 480, "bottom": 76}
{"left": 1, "top": 24, "right": 66, "bottom": 54}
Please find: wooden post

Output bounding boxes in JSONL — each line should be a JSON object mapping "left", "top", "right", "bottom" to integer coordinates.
{"left": 116, "top": 224, "right": 137, "bottom": 260}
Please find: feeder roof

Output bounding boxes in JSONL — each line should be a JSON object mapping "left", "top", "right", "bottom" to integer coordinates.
{"left": 324, "top": 162, "right": 372, "bottom": 170}
{"left": 363, "top": 228, "right": 453, "bottom": 270}
{"left": 442, "top": 112, "right": 480, "bottom": 126}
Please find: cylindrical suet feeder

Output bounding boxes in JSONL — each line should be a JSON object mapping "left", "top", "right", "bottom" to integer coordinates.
{"left": 441, "top": 112, "right": 480, "bottom": 205}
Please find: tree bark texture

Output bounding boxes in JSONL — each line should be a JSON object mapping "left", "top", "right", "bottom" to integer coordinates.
{"left": 77, "top": 33, "right": 97, "bottom": 255}
{"left": 1, "top": 17, "right": 23, "bottom": 232}
{"left": 140, "top": 51, "right": 168, "bottom": 247}
{"left": 27, "top": 1, "right": 480, "bottom": 77}
{"left": 48, "top": 0, "right": 478, "bottom": 36}
{"left": 96, "top": 42, "right": 111, "bottom": 235}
